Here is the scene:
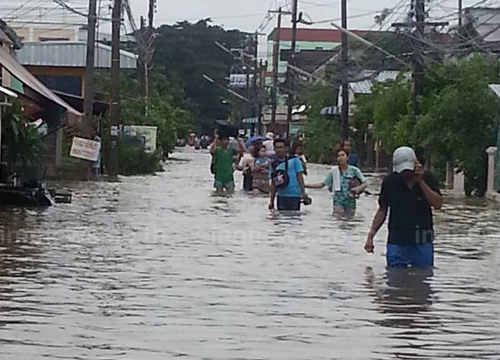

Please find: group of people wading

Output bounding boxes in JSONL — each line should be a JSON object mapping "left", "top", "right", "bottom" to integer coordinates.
{"left": 209, "top": 131, "right": 443, "bottom": 269}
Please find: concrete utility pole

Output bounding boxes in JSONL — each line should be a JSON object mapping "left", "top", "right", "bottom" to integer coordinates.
{"left": 392, "top": 2, "right": 448, "bottom": 122}
{"left": 138, "top": 16, "right": 147, "bottom": 99}
{"left": 108, "top": 0, "right": 122, "bottom": 179}
{"left": 458, "top": 0, "right": 463, "bottom": 28}
{"left": 270, "top": 8, "right": 285, "bottom": 134}
{"left": 146, "top": 0, "right": 155, "bottom": 100}
{"left": 81, "top": 0, "right": 97, "bottom": 180}
{"left": 258, "top": 59, "right": 266, "bottom": 135}
{"left": 413, "top": 0, "right": 425, "bottom": 120}
{"left": 139, "top": 0, "right": 156, "bottom": 102}
{"left": 252, "top": 32, "right": 260, "bottom": 135}
{"left": 286, "top": 0, "right": 299, "bottom": 138}
{"left": 340, "top": 0, "right": 349, "bottom": 141}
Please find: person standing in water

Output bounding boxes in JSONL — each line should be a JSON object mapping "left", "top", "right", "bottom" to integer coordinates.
{"left": 292, "top": 141, "right": 308, "bottom": 176}
{"left": 210, "top": 133, "right": 236, "bottom": 194}
{"left": 91, "top": 128, "right": 102, "bottom": 181}
{"left": 251, "top": 143, "right": 271, "bottom": 194}
{"left": 268, "top": 139, "right": 308, "bottom": 211}
{"left": 235, "top": 144, "right": 255, "bottom": 192}
{"left": 342, "top": 139, "right": 359, "bottom": 167}
{"left": 307, "top": 148, "right": 367, "bottom": 214}
{"left": 263, "top": 132, "right": 276, "bottom": 157}
{"left": 364, "top": 147, "right": 442, "bottom": 269}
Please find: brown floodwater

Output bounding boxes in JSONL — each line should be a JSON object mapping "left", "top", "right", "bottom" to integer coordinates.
{"left": 1, "top": 148, "right": 499, "bottom": 359}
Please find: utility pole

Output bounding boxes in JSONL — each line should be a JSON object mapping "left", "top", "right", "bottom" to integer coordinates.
{"left": 458, "top": 0, "right": 463, "bottom": 28}
{"left": 146, "top": 0, "right": 156, "bottom": 100}
{"left": 108, "top": 0, "right": 122, "bottom": 179}
{"left": 252, "top": 32, "right": 259, "bottom": 135}
{"left": 413, "top": 0, "right": 425, "bottom": 120}
{"left": 139, "top": 0, "right": 156, "bottom": 102}
{"left": 270, "top": 8, "right": 284, "bottom": 134}
{"left": 286, "top": 0, "right": 299, "bottom": 138}
{"left": 340, "top": 0, "right": 349, "bottom": 141}
{"left": 138, "top": 16, "right": 147, "bottom": 99}
{"left": 392, "top": 2, "right": 448, "bottom": 122}
{"left": 81, "top": 0, "right": 97, "bottom": 180}
{"left": 258, "top": 59, "right": 266, "bottom": 135}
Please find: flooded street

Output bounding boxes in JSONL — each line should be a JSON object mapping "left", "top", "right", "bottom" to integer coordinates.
{"left": 1, "top": 148, "right": 500, "bottom": 359}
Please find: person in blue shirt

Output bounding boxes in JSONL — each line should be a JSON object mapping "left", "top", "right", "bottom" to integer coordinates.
{"left": 268, "top": 139, "right": 308, "bottom": 211}
{"left": 342, "top": 139, "right": 359, "bottom": 167}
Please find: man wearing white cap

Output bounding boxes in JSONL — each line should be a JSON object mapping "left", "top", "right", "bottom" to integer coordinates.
{"left": 263, "top": 132, "right": 276, "bottom": 157}
{"left": 364, "top": 147, "right": 443, "bottom": 268}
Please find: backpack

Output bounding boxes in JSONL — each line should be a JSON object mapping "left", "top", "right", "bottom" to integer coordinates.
{"left": 271, "top": 156, "right": 294, "bottom": 190}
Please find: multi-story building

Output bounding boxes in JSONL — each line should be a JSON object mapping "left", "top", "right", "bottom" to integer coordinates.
{"left": 263, "top": 27, "right": 381, "bottom": 135}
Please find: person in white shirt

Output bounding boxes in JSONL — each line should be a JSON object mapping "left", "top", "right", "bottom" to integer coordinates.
{"left": 235, "top": 144, "right": 255, "bottom": 191}
{"left": 263, "top": 132, "right": 275, "bottom": 157}
{"left": 292, "top": 141, "right": 308, "bottom": 176}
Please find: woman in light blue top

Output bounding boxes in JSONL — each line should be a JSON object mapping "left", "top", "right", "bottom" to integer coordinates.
{"left": 307, "top": 148, "right": 367, "bottom": 214}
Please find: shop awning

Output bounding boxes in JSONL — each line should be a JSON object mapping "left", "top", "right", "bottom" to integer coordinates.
{"left": 320, "top": 106, "right": 341, "bottom": 116}
{"left": 0, "top": 45, "right": 81, "bottom": 116}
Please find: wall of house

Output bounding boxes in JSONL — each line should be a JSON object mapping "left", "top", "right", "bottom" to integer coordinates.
{"left": 267, "top": 40, "right": 340, "bottom": 74}
{"left": 24, "top": 66, "right": 85, "bottom": 96}
{"left": 12, "top": 27, "right": 80, "bottom": 42}
{"left": 265, "top": 39, "right": 340, "bottom": 107}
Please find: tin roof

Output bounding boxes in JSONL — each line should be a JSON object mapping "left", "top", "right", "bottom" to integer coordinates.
{"left": 349, "top": 71, "right": 406, "bottom": 94}
{"left": 0, "top": 44, "right": 80, "bottom": 115}
{"left": 16, "top": 41, "right": 137, "bottom": 69}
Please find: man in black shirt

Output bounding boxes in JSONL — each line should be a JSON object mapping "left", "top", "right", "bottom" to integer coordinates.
{"left": 364, "top": 147, "right": 443, "bottom": 268}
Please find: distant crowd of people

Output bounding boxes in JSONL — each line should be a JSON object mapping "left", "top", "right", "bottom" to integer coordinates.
{"left": 208, "top": 131, "right": 443, "bottom": 270}
{"left": 209, "top": 130, "right": 365, "bottom": 213}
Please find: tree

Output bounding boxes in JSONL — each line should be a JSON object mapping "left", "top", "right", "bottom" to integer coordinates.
{"left": 418, "top": 55, "right": 500, "bottom": 194}
{"left": 353, "top": 55, "right": 500, "bottom": 195}
{"left": 302, "top": 84, "right": 341, "bottom": 164}
{"left": 153, "top": 19, "right": 254, "bottom": 133}
{"left": 1, "top": 101, "right": 42, "bottom": 176}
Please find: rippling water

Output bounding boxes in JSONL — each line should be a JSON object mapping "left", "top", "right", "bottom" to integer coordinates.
{"left": 1, "top": 148, "right": 500, "bottom": 359}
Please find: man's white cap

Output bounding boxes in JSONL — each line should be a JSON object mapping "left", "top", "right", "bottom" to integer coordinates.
{"left": 266, "top": 132, "right": 274, "bottom": 140}
{"left": 393, "top": 146, "right": 417, "bottom": 173}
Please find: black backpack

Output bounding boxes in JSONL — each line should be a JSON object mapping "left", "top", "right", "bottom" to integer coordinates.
{"left": 271, "top": 156, "right": 294, "bottom": 190}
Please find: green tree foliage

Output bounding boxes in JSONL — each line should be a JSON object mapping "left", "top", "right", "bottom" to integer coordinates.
{"left": 117, "top": 142, "right": 162, "bottom": 176}
{"left": 121, "top": 95, "right": 192, "bottom": 153}
{"left": 302, "top": 85, "right": 341, "bottom": 164}
{"left": 354, "top": 55, "right": 500, "bottom": 195}
{"left": 153, "top": 19, "right": 253, "bottom": 133}
{"left": 1, "top": 101, "right": 42, "bottom": 171}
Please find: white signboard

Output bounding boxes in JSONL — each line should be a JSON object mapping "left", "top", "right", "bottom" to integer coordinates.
{"left": 230, "top": 74, "right": 254, "bottom": 89}
{"left": 70, "top": 137, "right": 101, "bottom": 162}
{"left": 125, "top": 125, "right": 158, "bottom": 153}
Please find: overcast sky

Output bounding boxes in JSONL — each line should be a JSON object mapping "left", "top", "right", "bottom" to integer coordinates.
{"left": 128, "top": 0, "right": 484, "bottom": 33}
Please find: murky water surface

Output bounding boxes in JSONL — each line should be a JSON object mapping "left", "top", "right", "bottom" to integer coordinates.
{"left": 1, "top": 148, "right": 500, "bottom": 359}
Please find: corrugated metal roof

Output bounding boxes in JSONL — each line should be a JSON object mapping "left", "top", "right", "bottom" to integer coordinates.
{"left": 16, "top": 41, "right": 137, "bottom": 69}
{"left": 489, "top": 84, "right": 500, "bottom": 99}
{"left": 349, "top": 71, "right": 405, "bottom": 94}
{"left": 0, "top": 45, "right": 80, "bottom": 115}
